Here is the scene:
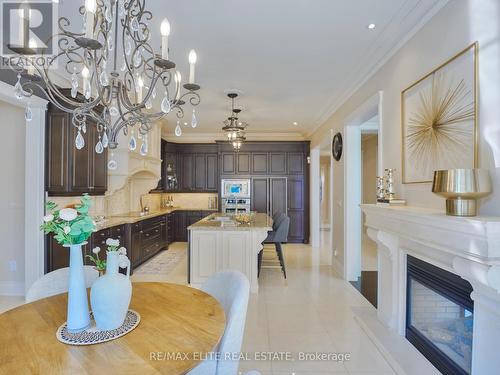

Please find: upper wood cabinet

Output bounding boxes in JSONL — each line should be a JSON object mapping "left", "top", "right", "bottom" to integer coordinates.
{"left": 206, "top": 153, "right": 218, "bottom": 191}
{"left": 194, "top": 154, "right": 207, "bottom": 190}
{"left": 221, "top": 152, "right": 236, "bottom": 174}
{"left": 45, "top": 105, "right": 107, "bottom": 196}
{"left": 45, "top": 110, "right": 69, "bottom": 194}
{"left": 236, "top": 153, "right": 251, "bottom": 174}
{"left": 181, "top": 154, "right": 194, "bottom": 191}
{"left": 287, "top": 152, "right": 304, "bottom": 175}
{"left": 155, "top": 141, "right": 218, "bottom": 193}
{"left": 269, "top": 152, "right": 287, "bottom": 174}
{"left": 251, "top": 153, "right": 268, "bottom": 174}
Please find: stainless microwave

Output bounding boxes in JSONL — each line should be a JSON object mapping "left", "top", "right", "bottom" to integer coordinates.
{"left": 221, "top": 179, "right": 251, "bottom": 198}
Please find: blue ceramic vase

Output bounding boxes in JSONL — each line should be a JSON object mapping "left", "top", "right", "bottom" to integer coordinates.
{"left": 90, "top": 251, "right": 131, "bottom": 330}
{"left": 65, "top": 242, "right": 91, "bottom": 332}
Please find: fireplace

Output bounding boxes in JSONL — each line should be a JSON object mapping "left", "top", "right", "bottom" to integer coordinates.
{"left": 406, "top": 255, "right": 473, "bottom": 375}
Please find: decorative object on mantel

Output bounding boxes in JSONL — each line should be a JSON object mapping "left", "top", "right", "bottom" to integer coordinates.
{"left": 376, "top": 169, "right": 406, "bottom": 205}
{"left": 40, "top": 195, "right": 96, "bottom": 332}
{"left": 56, "top": 310, "right": 140, "bottom": 345}
{"left": 432, "top": 168, "right": 491, "bottom": 216}
{"left": 401, "top": 43, "right": 478, "bottom": 184}
{"left": 7, "top": 0, "right": 201, "bottom": 161}
{"left": 90, "top": 239, "right": 132, "bottom": 330}
{"left": 332, "top": 132, "right": 343, "bottom": 161}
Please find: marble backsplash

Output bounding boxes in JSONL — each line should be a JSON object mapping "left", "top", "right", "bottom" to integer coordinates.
{"left": 48, "top": 191, "right": 219, "bottom": 218}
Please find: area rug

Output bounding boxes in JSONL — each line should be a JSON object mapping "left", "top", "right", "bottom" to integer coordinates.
{"left": 133, "top": 248, "right": 186, "bottom": 276}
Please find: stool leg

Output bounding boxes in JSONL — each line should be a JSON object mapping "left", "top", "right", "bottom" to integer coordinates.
{"left": 258, "top": 249, "right": 263, "bottom": 278}
{"left": 275, "top": 243, "right": 287, "bottom": 279}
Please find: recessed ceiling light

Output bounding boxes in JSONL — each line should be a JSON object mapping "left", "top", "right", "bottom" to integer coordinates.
{"left": 367, "top": 23, "right": 376, "bottom": 30}
{"left": 293, "top": 122, "right": 298, "bottom": 126}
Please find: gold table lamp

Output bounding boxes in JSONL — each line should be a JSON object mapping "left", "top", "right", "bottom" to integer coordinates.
{"left": 432, "top": 169, "right": 492, "bottom": 216}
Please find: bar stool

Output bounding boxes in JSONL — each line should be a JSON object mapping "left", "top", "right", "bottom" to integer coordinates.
{"left": 258, "top": 213, "right": 290, "bottom": 279}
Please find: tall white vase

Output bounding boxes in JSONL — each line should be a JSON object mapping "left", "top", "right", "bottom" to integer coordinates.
{"left": 64, "top": 242, "right": 90, "bottom": 332}
{"left": 90, "top": 251, "right": 131, "bottom": 330}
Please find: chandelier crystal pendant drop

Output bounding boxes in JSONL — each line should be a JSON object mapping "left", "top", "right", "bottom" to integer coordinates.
{"left": 222, "top": 93, "right": 247, "bottom": 151}
{"left": 8, "top": 0, "right": 201, "bottom": 159}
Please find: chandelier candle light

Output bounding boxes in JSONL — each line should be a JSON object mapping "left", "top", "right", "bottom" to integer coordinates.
{"left": 8, "top": 0, "right": 201, "bottom": 166}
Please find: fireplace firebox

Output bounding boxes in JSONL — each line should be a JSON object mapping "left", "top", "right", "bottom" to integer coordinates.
{"left": 406, "top": 255, "right": 473, "bottom": 375}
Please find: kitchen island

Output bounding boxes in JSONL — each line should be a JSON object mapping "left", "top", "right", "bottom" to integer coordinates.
{"left": 188, "top": 213, "right": 272, "bottom": 293}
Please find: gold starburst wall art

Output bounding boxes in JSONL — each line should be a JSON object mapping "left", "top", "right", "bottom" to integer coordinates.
{"left": 401, "top": 43, "right": 478, "bottom": 183}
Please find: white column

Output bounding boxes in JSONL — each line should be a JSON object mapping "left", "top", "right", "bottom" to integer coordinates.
{"left": 25, "top": 106, "right": 47, "bottom": 294}
{"left": 0, "top": 81, "right": 47, "bottom": 296}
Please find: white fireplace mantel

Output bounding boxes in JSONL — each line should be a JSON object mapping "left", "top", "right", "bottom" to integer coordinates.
{"left": 361, "top": 204, "right": 500, "bottom": 375}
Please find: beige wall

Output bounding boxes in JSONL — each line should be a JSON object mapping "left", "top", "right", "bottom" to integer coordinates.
{"left": 362, "top": 135, "right": 378, "bottom": 205}
{"left": 310, "top": 0, "right": 500, "bottom": 269}
{"left": 362, "top": 134, "right": 378, "bottom": 242}
{"left": 320, "top": 156, "right": 331, "bottom": 226}
{"left": 0, "top": 101, "right": 25, "bottom": 287}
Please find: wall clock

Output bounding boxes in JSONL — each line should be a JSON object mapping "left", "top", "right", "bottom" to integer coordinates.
{"left": 332, "top": 132, "right": 343, "bottom": 161}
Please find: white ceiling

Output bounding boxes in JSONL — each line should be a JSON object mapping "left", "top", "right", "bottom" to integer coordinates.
{"left": 57, "top": 0, "right": 445, "bottom": 139}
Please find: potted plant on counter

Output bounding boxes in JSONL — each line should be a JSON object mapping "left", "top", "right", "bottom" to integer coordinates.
{"left": 40, "top": 194, "right": 96, "bottom": 332}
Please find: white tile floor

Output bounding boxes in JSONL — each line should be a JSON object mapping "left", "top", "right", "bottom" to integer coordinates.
{"left": 238, "top": 240, "right": 396, "bottom": 375}
{"left": 0, "top": 236, "right": 399, "bottom": 375}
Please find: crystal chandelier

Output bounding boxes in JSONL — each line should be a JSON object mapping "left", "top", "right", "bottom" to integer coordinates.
{"left": 7, "top": 0, "right": 201, "bottom": 165}
{"left": 222, "top": 93, "right": 248, "bottom": 151}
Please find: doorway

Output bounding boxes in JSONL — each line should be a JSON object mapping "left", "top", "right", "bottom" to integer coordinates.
{"left": 344, "top": 92, "right": 383, "bottom": 307}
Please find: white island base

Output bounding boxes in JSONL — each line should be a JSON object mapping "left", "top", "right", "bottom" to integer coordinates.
{"left": 188, "top": 213, "right": 272, "bottom": 293}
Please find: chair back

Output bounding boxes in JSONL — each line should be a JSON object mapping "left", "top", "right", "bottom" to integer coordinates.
{"left": 273, "top": 215, "right": 290, "bottom": 243}
{"left": 194, "top": 271, "right": 250, "bottom": 375}
{"left": 26, "top": 266, "right": 99, "bottom": 303}
{"left": 272, "top": 212, "right": 286, "bottom": 231}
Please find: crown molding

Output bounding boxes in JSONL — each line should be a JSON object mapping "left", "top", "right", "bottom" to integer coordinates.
{"left": 161, "top": 130, "right": 306, "bottom": 143}
{"left": 306, "top": 0, "right": 449, "bottom": 138}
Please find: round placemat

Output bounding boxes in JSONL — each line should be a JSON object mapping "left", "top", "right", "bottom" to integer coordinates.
{"left": 56, "top": 310, "right": 140, "bottom": 345}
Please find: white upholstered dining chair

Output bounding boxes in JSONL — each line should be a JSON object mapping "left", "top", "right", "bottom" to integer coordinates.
{"left": 25, "top": 266, "right": 99, "bottom": 303}
{"left": 188, "top": 270, "right": 250, "bottom": 375}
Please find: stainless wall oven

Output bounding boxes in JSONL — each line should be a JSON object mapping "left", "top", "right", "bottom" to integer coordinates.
{"left": 221, "top": 179, "right": 251, "bottom": 213}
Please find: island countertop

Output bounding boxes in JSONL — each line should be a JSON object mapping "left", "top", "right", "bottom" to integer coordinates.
{"left": 188, "top": 213, "right": 273, "bottom": 231}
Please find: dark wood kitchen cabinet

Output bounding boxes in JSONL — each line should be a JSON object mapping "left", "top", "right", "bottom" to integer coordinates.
{"left": 287, "top": 177, "right": 306, "bottom": 242}
{"left": 218, "top": 141, "right": 309, "bottom": 243}
{"left": 46, "top": 217, "right": 171, "bottom": 273}
{"left": 194, "top": 154, "right": 207, "bottom": 190}
{"left": 206, "top": 153, "right": 218, "bottom": 191}
{"left": 46, "top": 224, "right": 127, "bottom": 273}
{"left": 269, "top": 152, "right": 287, "bottom": 175}
{"left": 251, "top": 178, "right": 269, "bottom": 214}
{"left": 130, "top": 222, "right": 142, "bottom": 267}
{"left": 221, "top": 152, "right": 236, "bottom": 174}
{"left": 45, "top": 110, "right": 70, "bottom": 194}
{"left": 251, "top": 153, "right": 268, "bottom": 174}
{"left": 181, "top": 154, "right": 194, "bottom": 191}
{"left": 237, "top": 153, "right": 251, "bottom": 174}
{"left": 45, "top": 105, "right": 107, "bottom": 196}
{"left": 154, "top": 142, "right": 218, "bottom": 193}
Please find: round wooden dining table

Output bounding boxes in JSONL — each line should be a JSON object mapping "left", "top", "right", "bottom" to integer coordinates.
{"left": 0, "top": 282, "right": 226, "bottom": 374}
